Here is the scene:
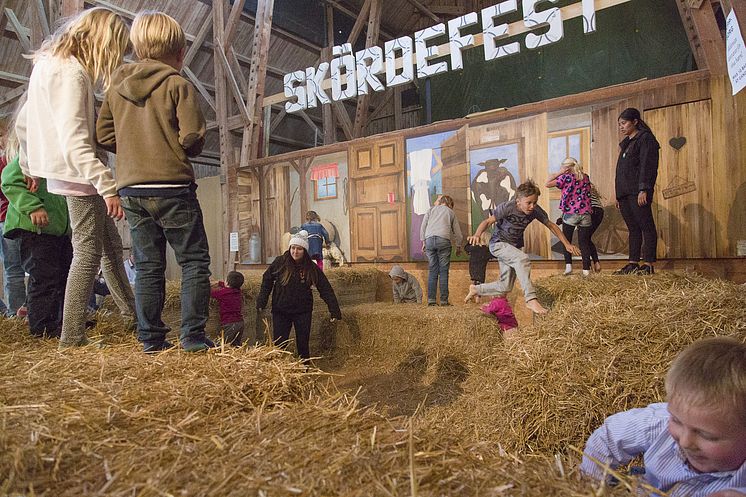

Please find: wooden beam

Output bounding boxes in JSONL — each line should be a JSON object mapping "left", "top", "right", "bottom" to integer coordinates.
{"left": 675, "top": 0, "right": 727, "bottom": 75}
{"left": 346, "top": 0, "right": 371, "bottom": 46}
{"left": 353, "top": 0, "right": 381, "bottom": 138}
{"left": 402, "top": 0, "right": 441, "bottom": 23}
{"left": 0, "top": 0, "right": 8, "bottom": 39}
{"left": 183, "top": 7, "right": 213, "bottom": 68}
{"left": 183, "top": 66, "right": 216, "bottom": 111}
{"left": 223, "top": 0, "right": 247, "bottom": 49}
{"left": 393, "top": 86, "right": 402, "bottom": 130}
{"left": 332, "top": 101, "right": 353, "bottom": 140}
{"left": 0, "top": 85, "right": 27, "bottom": 108}
{"left": 288, "top": 158, "right": 310, "bottom": 220}
{"left": 323, "top": 4, "right": 335, "bottom": 144}
{"left": 270, "top": 107, "right": 286, "bottom": 132}
{"left": 216, "top": 44, "right": 251, "bottom": 125}
{"left": 0, "top": 70, "right": 28, "bottom": 85}
{"left": 213, "top": 0, "right": 238, "bottom": 276}
{"left": 32, "top": 0, "right": 50, "bottom": 38}
{"left": 5, "top": 8, "right": 31, "bottom": 52}
{"left": 240, "top": 0, "right": 275, "bottom": 162}
{"left": 322, "top": 0, "right": 395, "bottom": 40}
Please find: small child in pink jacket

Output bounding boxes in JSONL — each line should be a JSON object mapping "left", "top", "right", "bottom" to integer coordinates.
{"left": 210, "top": 271, "right": 244, "bottom": 346}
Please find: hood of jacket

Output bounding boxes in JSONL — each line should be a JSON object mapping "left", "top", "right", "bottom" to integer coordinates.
{"left": 113, "top": 60, "right": 180, "bottom": 105}
{"left": 389, "top": 265, "right": 408, "bottom": 280}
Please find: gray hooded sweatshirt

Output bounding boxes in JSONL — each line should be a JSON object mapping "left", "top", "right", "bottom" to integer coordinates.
{"left": 389, "top": 265, "right": 422, "bottom": 303}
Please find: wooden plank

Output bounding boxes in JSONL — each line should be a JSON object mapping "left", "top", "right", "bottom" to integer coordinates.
{"left": 183, "top": 7, "right": 213, "bottom": 68}
{"left": 227, "top": 47, "right": 249, "bottom": 93}
{"left": 5, "top": 8, "right": 31, "bottom": 52}
{"left": 403, "top": 0, "right": 441, "bottom": 23}
{"left": 430, "top": 5, "right": 466, "bottom": 15}
{"left": 263, "top": 0, "right": 634, "bottom": 108}
{"left": 393, "top": 86, "right": 402, "bottom": 130}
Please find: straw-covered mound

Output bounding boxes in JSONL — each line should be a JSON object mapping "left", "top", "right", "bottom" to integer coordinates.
{"left": 329, "top": 273, "right": 746, "bottom": 457}
{"left": 1, "top": 271, "right": 743, "bottom": 496}
{"left": 1, "top": 318, "right": 642, "bottom": 496}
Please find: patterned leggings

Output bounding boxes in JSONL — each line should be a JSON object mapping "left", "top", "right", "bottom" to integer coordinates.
{"left": 59, "top": 195, "right": 136, "bottom": 347}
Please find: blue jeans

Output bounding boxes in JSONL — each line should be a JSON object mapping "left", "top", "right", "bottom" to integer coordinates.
{"left": 122, "top": 192, "right": 211, "bottom": 345}
{"left": 0, "top": 222, "right": 26, "bottom": 315}
{"left": 425, "top": 236, "right": 452, "bottom": 304}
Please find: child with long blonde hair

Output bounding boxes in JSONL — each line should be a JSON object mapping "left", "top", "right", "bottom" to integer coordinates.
{"left": 16, "top": 7, "right": 135, "bottom": 347}
{"left": 546, "top": 157, "right": 594, "bottom": 276}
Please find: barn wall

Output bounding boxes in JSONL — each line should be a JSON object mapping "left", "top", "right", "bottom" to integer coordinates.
{"left": 244, "top": 72, "right": 745, "bottom": 264}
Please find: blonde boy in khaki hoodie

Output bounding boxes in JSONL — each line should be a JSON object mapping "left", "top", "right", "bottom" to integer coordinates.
{"left": 96, "top": 11, "right": 211, "bottom": 354}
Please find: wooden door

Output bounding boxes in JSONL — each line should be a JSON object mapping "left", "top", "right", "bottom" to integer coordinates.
{"left": 647, "top": 100, "right": 715, "bottom": 258}
{"left": 349, "top": 137, "right": 407, "bottom": 262}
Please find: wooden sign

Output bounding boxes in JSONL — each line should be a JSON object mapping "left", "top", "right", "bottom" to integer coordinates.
{"left": 662, "top": 175, "right": 696, "bottom": 199}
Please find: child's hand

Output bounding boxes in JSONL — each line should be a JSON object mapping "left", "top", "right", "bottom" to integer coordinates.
{"left": 566, "top": 243, "right": 581, "bottom": 256}
{"left": 24, "top": 175, "right": 39, "bottom": 193}
{"left": 104, "top": 195, "right": 124, "bottom": 220}
{"left": 467, "top": 235, "right": 481, "bottom": 245}
{"left": 29, "top": 208, "right": 49, "bottom": 227}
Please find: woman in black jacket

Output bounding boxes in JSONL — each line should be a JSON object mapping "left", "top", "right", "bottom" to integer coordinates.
{"left": 256, "top": 230, "right": 341, "bottom": 362}
{"left": 614, "top": 108, "right": 660, "bottom": 275}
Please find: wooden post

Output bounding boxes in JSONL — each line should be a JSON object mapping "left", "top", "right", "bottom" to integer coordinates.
{"left": 322, "top": 3, "right": 335, "bottom": 144}
{"left": 675, "top": 0, "right": 727, "bottom": 75}
{"left": 213, "top": 0, "right": 236, "bottom": 278}
{"left": 289, "top": 158, "right": 309, "bottom": 220}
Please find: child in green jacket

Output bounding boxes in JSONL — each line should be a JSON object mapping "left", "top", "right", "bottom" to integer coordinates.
{"left": 2, "top": 155, "right": 71, "bottom": 338}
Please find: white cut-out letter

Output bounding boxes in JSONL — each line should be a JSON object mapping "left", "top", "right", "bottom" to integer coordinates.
{"left": 305, "top": 62, "right": 330, "bottom": 108}
{"left": 448, "top": 12, "right": 478, "bottom": 71}
{"left": 385, "top": 36, "right": 415, "bottom": 87}
{"left": 415, "top": 23, "right": 449, "bottom": 78}
{"left": 284, "top": 70, "right": 307, "bottom": 113}
{"left": 482, "top": 1, "right": 520, "bottom": 61}
{"left": 523, "top": 0, "right": 563, "bottom": 49}
{"left": 356, "top": 46, "right": 385, "bottom": 95}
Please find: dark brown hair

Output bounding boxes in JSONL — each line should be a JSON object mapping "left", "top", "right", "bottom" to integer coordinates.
{"left": 226, "top": 271, "right": 244, "bottom": 289}
{"left": 278, "top": 249, "right": 319, "bottom": 287}
{"left": 515, "top": 179, "right": 540, "bottom": 199}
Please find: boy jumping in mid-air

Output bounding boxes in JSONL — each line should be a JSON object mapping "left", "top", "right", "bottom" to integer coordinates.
{"left": 464, "top": 180, "right": 579, "bottom": 314}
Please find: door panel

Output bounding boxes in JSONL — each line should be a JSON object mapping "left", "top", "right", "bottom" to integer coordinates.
{"left": 349, "top": 137, "right": 407, "bottom": 261}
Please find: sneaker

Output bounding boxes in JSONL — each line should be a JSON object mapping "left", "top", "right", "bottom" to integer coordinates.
{"left": 637, "top": 264, "right": 655, "bottom": 275}
{"left": 614, "top": 263, "right": 640, "bottom": 275}
{"left": 440, "top": 302, "right": 452, "bottom": 307}
{"left": 143, "top": 340, "right": 174, "bottom": 354}
{"left": 181, "top": 338, "right": 214, "bottom": 353}
{"left": 427, "top": 302, "right": 437, "bottom": 306}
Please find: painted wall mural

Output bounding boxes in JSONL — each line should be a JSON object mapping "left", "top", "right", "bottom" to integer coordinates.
{"left": 469, "top": 141, "right": 521, "bottom": 233}
{"left": 405, "top": 131, "right": 457, "bottom": 260}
